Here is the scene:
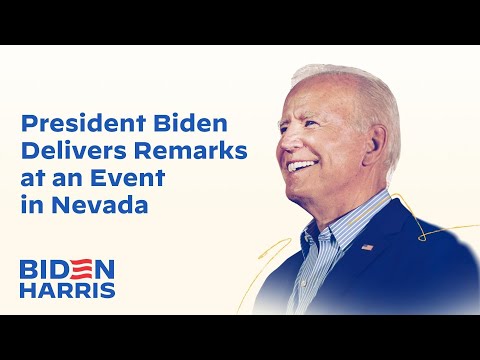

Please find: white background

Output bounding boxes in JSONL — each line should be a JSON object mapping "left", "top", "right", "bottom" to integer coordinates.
{"left": 1, "top": 45, "right": 479, "bottom": 314}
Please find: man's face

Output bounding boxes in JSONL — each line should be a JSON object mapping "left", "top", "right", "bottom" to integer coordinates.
{"left": 276, "top": 76, "right": 369, "bottom": 207}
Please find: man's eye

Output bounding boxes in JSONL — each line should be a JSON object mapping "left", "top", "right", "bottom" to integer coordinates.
{"left": 305, "top": 120, "right": 318, "bottom": 127}
{"left": 280, "top": 126, "right": 287, "bottom": 134}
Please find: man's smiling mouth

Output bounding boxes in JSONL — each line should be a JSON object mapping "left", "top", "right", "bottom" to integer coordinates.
{"left": 287, "top": 160, "right": 319, "bottom": 173}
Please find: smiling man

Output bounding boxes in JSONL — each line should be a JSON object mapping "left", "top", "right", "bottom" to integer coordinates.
{"left": 253, "top": 64, "right": 480, "bottom": 315}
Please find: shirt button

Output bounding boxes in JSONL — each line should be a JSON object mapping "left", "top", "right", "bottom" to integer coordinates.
{"left": 301, "top": 280, "right": 307, "bottom": 287}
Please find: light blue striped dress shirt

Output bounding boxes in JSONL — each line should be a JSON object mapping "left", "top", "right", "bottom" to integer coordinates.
{"left": 286, "top": 189, "right": 391, "bottom": 315}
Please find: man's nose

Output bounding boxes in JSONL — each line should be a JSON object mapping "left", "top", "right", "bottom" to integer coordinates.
{"left": 279, "top": 128, "right": 303, "bottom": 152}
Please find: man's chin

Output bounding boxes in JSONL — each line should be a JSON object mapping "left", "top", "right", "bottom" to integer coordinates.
{"left": 285, "top": 190, "right": 307, "bottom": 206}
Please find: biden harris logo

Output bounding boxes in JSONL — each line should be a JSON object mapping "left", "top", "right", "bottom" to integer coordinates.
{"left": 19, "top": 259, "right": 115, "bottom": 298}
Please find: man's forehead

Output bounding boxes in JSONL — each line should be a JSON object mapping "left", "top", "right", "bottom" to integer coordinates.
{"left": 281, "top": 75, "right": 361, "bottom": 123}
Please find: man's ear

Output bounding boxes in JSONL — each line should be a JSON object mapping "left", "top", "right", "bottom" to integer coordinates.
{"left": 362, "top": 125, "right": 387, "bottom": 166}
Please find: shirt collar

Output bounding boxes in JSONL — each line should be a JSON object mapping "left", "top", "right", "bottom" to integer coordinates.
{"left": 301, "top": 189, "right": 391, "bottom": 256}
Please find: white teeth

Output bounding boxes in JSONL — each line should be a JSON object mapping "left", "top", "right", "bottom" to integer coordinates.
{"left": 288, "top": 161, "right": 316, "bottom": 172}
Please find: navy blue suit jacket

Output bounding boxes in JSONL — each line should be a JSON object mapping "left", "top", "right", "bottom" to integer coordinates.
{"left": 253, "top": 199, "right": 480, "bottom": 315}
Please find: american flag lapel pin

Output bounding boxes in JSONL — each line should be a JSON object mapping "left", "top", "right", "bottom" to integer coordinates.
{"left": 361, "top": 244, "right": 374, "bottom": 251}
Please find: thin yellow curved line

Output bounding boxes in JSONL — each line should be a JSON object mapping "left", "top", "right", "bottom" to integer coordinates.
{"left": 390, "top": 192, "right": 428, "bottom": 241}
{"left": 391, "top": 192, "right": 480, "bottom": 241}
{"left": 415, "top": 224, "right": 480, "bottom": 241}
{"left": 236, "top": 238, "right": 292, "bottom": 315}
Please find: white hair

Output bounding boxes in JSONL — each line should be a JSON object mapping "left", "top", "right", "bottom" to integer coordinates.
{"left": 291, "top": 64, "right": 401, "bottom": 185}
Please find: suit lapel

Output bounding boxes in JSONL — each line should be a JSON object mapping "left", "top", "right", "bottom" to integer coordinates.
{"left": 309, "top": 199, "right": 411, "bottom": 309}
